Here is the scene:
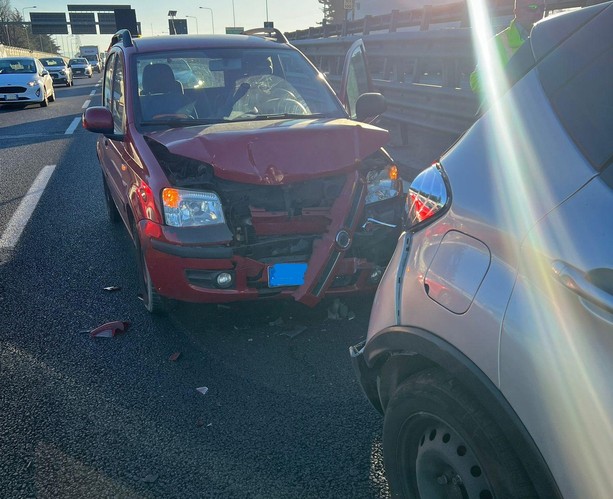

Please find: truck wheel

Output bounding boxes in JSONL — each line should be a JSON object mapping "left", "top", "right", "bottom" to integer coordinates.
{"left": 383, "top": 368, "right": 538, "bottom": 498}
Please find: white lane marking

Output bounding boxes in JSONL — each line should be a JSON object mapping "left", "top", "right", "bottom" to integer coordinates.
{"left": 0, "top": 165, "right": 57, "bottom": 248}
{"left": 65, "top": 117, "right": 81, "bottom": 135}
{"left": 82, "top": 99, "right": 91, "bottom": 109}
{"left": 89, "top": 90, "right": 96, "bottom": 96}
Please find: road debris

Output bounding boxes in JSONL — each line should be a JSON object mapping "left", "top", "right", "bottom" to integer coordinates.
{"left": 196, "top": 386, "right": 209, "bottom": 396}
{"left": 103, "top": 286, "right": 121, "bottom": 292}
{"left": 268, "top": 317, "right": 284, "bottom": 326}
{"left": 281, "top": 326, "right": 308, "bottom": 338}
{"left": 327, "top": 298, "right": 355, "bottom": 320}
{"left": 142, "top": 473, "right": 158, "bottom": 483}
{"left": 168, "top": 352, "right": 181, "bottom": 362}
{"left": 89, "top": 321, "right": 130, "bottom": 338}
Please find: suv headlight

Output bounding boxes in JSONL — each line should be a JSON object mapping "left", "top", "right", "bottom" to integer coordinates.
{"left": 365, "top": 164, "right": 401, "bottom": 205}
{"left": 162, "top": 188, "right": 225, "bottom": 227}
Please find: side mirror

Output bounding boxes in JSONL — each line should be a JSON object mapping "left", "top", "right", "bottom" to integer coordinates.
{"left": 41, "top": 69, "right": 49, "bottom": 76}
{"left": 82, "top": 106, "right": 123, "bottom": 140}
{"left": 355, "top": 92, "right": 386, "bottom": 122}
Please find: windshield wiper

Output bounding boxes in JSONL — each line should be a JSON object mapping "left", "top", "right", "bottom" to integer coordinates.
{"left": 231, "top": 113, "right": 326, "bottom": 121}
{"left": 140, "top": 118, "right": 231, "bottom": 127}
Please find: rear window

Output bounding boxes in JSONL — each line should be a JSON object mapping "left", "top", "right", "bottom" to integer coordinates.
{"left": 537, "top": 5, "right": 613, "bottom": 170}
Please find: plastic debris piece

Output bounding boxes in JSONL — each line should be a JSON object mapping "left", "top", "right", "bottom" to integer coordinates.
{"left": 217, "top": 304, "right": 231, "bottom": 310}
{"left": 348, "top": 311, "right": 356, "bottom": 320}
{"left": 196, "top": 386, "right": 209, "bottom": 396}
{"left": 103, "top": 286, "right": 121, "bottom": 292}
{"left": 89, "top": 321, "right": 130, "bottom": 338}
{"left": 268, "top": 317, "right": 284, "bottom": 326}
{"left": 281, "top": 326, "right": 307, "bottom": 338}
{"left": 142, "top": 474, "right": 158, "bottom": 483}
{"left": 168, "top": 352, "right": 181, "bottom": 362}
{"left": 327, "top": 298, "right": 354, "bottom": 320}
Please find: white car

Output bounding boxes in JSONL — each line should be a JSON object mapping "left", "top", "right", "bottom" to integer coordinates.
{"left": 0, "top": 57, "right": 55, "bottom": 107}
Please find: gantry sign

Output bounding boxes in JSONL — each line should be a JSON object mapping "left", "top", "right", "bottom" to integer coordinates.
{"left": 28, "top": 5, "right": 139, "bottom": 36}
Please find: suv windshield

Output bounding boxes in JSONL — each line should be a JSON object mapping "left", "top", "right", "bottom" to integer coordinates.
{"left": 41, "top": 58, "right": 65, "bottom": 67}
{"left": 135, "top": 48, "right": 345, "bottom": 124}
{"left": 69, "top": 58, "right": 87, "bottom": 65}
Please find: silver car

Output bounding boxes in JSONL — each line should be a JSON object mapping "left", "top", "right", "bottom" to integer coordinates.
{"left": 0, "top": 57, "right": 55, "bottom": 107}
{"left": 352, "top": 3, "right": 613, "bottom": 498}
{"left": 40, "top": 57, "right": 73, "bottom": 87}
{"left": 68, "top": 57, "right": 93, "bottom": 78}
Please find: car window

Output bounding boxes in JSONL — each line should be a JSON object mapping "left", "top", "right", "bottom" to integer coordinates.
{"left": 103, "top": 53, "right": 116, "bottom": 109}
{"left": 111, "top": 56, "right": 126, "bottom": 133}
{"left": 0, "top": 59, "right": 36, "bottom": 74}
{"left": 135, "top": 47, "right": 344, "bottom": 123}
{"left": 537, "top": 7, "right": 613, "bottom": 171}
{"left": 41, "top": 58, "right": 65, "bottom": 67}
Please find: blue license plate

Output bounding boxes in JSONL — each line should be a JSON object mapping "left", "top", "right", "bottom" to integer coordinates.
{"left": 268, "top": 263, "right": 307, "bottom": 287}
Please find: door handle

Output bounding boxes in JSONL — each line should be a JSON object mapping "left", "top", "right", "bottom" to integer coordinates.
{"left": 552, "top": 261, "right": 613, "bottom": 314}
{"left": 104, "top": 139, "right": 109, "bottom": 146}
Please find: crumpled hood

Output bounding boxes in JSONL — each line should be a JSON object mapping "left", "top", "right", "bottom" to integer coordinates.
{"left": 145, "top": 118, "right": 389, "bottom": 185}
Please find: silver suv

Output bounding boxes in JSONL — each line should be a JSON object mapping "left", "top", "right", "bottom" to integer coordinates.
{"left": 351, "top": 3, "right": 613, "bottom": 498}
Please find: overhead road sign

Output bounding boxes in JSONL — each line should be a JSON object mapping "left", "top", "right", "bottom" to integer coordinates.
{"left": 225, "top": 27, "right": 244, "bottom": 34}
{"left": 69, "top": 12, "right": 97, "bottom": 34}
{"left": 115, "top": 8, "right": 138, "bottom": 35}
{"left": 98, "top": 13, "right": 117, "bottom": 34}
{"left": 30, "top": 12, "right": 69, "bottom": 34}
{"left": 169, "top": 19, "right": 188, "bottom": 35}
{"left": 68, "top": 4, "right": 131, "bottom": 12}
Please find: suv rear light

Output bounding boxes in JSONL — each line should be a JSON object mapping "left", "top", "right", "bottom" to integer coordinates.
{"left": 405, "top": 163, "right": 449, "bottom": 229}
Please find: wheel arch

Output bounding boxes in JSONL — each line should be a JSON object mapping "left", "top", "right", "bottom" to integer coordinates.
{"left": 362, "top": 325, "right": 562, "bottom": 498}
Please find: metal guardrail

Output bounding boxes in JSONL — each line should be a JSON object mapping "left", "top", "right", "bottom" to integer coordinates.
{"left": 294, "top": 30, "right": 478, "bottom": 170}
{"left": 290, "top": 0, "right": 601, "bottom": 172}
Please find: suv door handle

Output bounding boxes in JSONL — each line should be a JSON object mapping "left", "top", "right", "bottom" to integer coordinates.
{"left": 552, "top": 260, "right": 613, "bottom": 314}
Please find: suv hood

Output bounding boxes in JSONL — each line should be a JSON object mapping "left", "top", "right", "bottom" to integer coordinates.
{"left": 144, "top": 118, "right": 389, "bottom": 185}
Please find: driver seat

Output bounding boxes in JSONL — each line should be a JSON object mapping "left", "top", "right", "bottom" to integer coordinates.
{"left": 140, "top": 63, "right": 195, "bottom": 120}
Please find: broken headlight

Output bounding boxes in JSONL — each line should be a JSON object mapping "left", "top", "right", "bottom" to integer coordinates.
{"left": 162, "top": 188, "right": 226, "bottom": 227}
{"left": 365, "top": 165, "right": 401, "bottom": 205}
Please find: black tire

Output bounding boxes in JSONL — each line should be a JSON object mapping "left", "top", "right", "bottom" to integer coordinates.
{"left": 102, "top": 175, "right": 121, "bottom": 224}
{"left": 40, "top": 89, "right": 48, "bottom": 107}
{"left": 383, "top": 368, "right": 537, "bottom": 499}
{"left": 132, "top": 220, "right": 171, "bottom": 315}
{"left": 49, "top": 87, "right": 56, "bottom": 102}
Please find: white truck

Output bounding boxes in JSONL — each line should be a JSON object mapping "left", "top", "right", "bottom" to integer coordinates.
{"left": 78, "top": 46, "right": 102, "bottom": 73}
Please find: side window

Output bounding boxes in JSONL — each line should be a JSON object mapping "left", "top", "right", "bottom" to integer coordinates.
{"left": 340, "top": 40, "right": 372, "bottom": 119}
{"left": 111, "top": 56, "right": 125, "bottom": 133}
{"left": 538, "top": 9, "right": 613, "bottom": 171}
{"left": 103, "top": 53, "right": 115, "bottom": 109}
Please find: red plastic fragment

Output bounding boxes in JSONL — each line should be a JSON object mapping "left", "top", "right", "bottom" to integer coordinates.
{"left": 168, "top": 352, "right": 181, "bottom": 362}
{"left": 89, "top": 321, "right": 130, "bottom": 338}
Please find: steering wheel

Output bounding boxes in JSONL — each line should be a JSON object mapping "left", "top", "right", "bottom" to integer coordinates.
{"left": 264, "top": 97, "right": 308, "bottom": 115}
{"left": 151, "top": 113, "right": 195, "bottom": 120}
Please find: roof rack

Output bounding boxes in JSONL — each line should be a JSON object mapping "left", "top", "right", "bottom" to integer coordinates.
{"left": 109, "top": 29, "right": 133, "bottom": 50}
{"left": 242, "top": 27, "right": 289, "bottom": 44}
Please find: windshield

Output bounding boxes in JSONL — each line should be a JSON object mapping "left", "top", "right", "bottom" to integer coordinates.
{"left": 41, "top": 58, "right": 65, "bottom": 67}
{"left": 135, "top": 47, "right": 345, "bottom": 126}
{"left": 70, "top": 59, "right": 88, "bottom": 65}
{"left": 0, "top": 59, "right": 36, "bottom": 74}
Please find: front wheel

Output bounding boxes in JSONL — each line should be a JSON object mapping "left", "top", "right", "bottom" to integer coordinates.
{"left": 40, "top": 89, "right": 49, "bottom": 107}
{"left": 132, "top": 221, "right": 172, "bottom": 315}
{"left": 383, "top": 368, "right": 538, "bottom": 499}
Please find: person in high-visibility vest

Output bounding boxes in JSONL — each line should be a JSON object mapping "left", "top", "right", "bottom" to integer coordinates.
{"left": 470, "top": 0, "right": 545, "bottom": 95}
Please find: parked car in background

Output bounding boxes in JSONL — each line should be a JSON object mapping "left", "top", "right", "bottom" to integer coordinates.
{"left": 68, "top": 58, "right": 92, "bottom": 78}
{"left": 0, "top": 56, "right": 55, "bottom": 107}
{"left": 82, "top": 28, "right": 403, "bottom": 313}
{"left": 351, "top": 3, "right": 613, "bottom": 498}
{"left": 40, "top": 57, "right": 73, "bottom": 87}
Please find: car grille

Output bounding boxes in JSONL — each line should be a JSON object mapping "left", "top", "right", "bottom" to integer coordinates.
{"left": 0, "top": 86, "right": 26, "bottom": 93}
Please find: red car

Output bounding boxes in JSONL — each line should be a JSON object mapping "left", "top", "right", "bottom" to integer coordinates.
{"left": 83, "top": 29, "right": 404, "bottom": 313}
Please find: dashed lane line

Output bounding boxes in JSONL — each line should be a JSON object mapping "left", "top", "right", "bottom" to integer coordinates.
{"left": 0, "top": 165, "right": 57, "bottom": 249}
{"left": 65, "top": 117, "right": 81, "bottom": 135}
{"left": 81, "top": 100, "right": 91, "bottom": 109}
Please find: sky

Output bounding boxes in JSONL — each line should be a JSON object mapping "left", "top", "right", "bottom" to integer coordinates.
{"left": 13, "top": 0, "right": 325, "bottom": 55}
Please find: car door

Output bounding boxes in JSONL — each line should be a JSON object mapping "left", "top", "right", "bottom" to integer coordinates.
{"left": 100, "top": 51, "right": 129, "bottom": 223}
{"left": 500, "top": 20, "right": 613, "bottom": 497}
{"left": 339, "top": 39, "right": 374, "bottom": 119}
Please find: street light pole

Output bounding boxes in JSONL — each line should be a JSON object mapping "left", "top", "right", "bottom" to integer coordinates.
{"left": 232, "top": 0, "right": 236, "bottom": 27}
{"left": 186, "top": 15, "right": 199, "bottom": 34}
{"left": 22, "top": 6, "right": 37, "bottom": 50}
{"left": 265, "top": 0, "right": 269, "bottom": 22}
{"left": 198, "top": 7, "right": 215, "bottom": 34}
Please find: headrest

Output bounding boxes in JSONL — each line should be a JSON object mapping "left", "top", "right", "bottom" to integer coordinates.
{"left": 142, "top": 63, "right": 181, "bottom": 94}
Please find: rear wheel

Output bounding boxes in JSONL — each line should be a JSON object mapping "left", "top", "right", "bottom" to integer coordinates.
{"left": 383, "top": 368, "right": 538, "bottom": 499}
{"left": 102, "top": 175, "right": 121, "bottom": 224}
